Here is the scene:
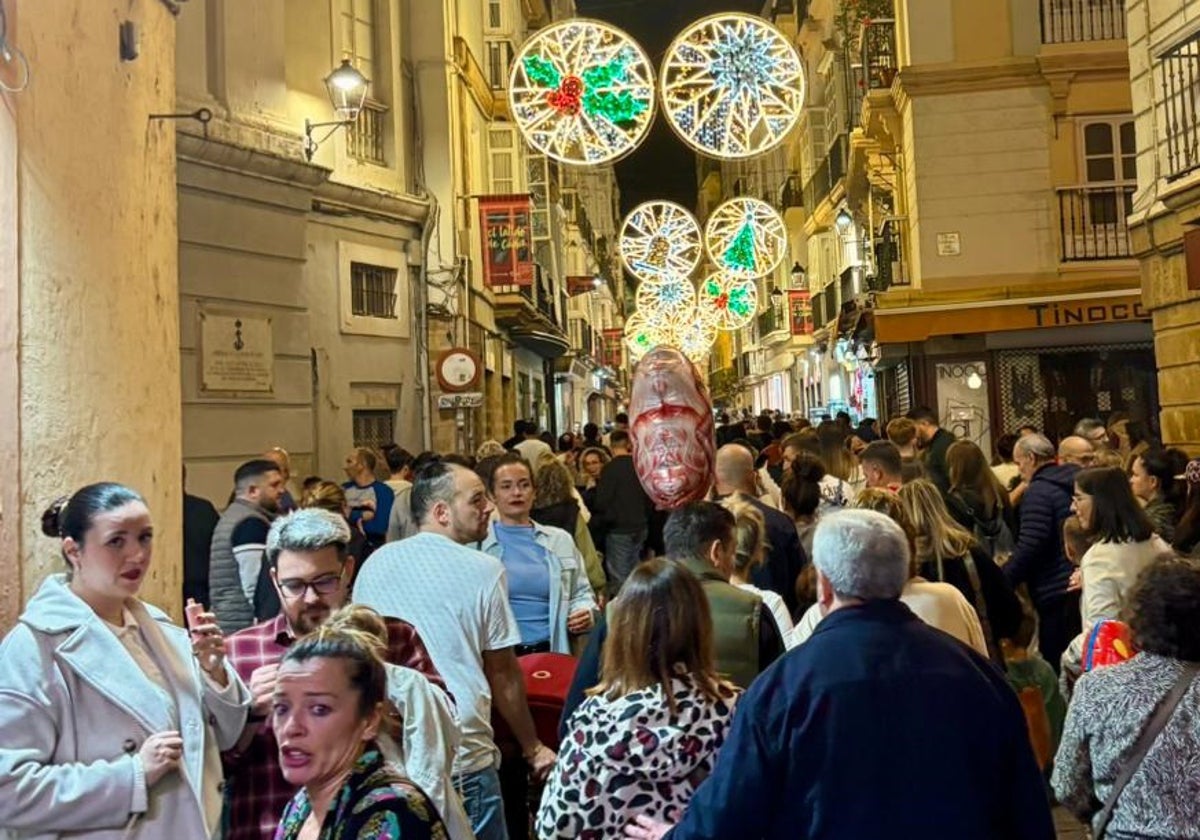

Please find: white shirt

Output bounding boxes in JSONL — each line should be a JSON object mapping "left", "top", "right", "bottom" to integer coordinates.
{"left": 353, "top": 531, "right": 521, "bottom": 775}
{"left": 789, "top": 578, "right": 988, "bottom": 657}
{"left": 736, "top": 582, "right": 795, "bottom": 646}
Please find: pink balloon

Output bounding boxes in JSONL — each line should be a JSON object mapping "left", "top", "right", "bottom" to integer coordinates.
{"left": 629, "top": 346, "right": 715, "bottom": 509}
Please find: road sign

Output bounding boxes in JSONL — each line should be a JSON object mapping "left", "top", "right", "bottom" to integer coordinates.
{"left": 437, "top": 392, "right": 484, "bottom": 409}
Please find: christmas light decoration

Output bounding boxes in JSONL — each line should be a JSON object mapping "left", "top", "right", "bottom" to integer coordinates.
{"left": 618, "top": 201, "right": 703, "bottom": 282}
{"left": 509, "top": 19, "right": 656, "bottom": 165}
{"left": 673, "top": 308, "right": 718, "bottom": 360}
{"left": 659, "top": 13, "right": 805, "bottom": 159}
{"left": 635, "top": 275, "right": 697, "bottom": 318}
{"left": 704, "top": 197, "right": 787, "bottom": 279}
{"left": 698, "top": 272, "right": 759, "bottom": 331}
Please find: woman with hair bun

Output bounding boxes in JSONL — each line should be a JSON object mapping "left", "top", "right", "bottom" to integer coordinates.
{"left": 0, "top": 482, "right": 250, "bottom": 839}
{"left": 273, "top": 608, "right": 447, "bottom": 839}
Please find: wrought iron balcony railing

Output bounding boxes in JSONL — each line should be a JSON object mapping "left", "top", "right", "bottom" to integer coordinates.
{"left": 1040, "top": 0, "right": 1125, "bottom": 44}
{"left": 1057, "top": 185, "right": 1134, "bottom": 261}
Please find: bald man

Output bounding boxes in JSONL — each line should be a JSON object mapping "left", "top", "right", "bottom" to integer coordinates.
{"left": 713, "top": 444, "right": 808, "bottom": 613}
{"left": 1057, "top": 436, "right": 1096, "bottom": 468}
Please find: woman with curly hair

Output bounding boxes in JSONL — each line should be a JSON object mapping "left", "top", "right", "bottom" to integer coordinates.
{"left": 532, "top": 458, "right": 606, "bottom": 597}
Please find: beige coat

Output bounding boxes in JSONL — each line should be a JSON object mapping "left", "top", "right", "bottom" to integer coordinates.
{"left": 0, "top": 575, "right": 249, "bottom": 839}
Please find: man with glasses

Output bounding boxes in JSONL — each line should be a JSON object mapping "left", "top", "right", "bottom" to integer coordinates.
{"left": 1074, "top": 417, "right": 1112, "bottom": 450}
{"left": 222, "top": 508, "right": 450, "bottom": 840}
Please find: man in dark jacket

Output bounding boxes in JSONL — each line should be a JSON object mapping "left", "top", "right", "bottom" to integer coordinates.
{"left": 591, "top": 429, "right": 653, "bottom": 595}
{"left": 907, "top": 405, "right": 956, "bottom": 492}
{"left": 713, "top": 443, "right": 807, "bottom": 614}
{"left": 625, "top": 510, "right": 1054, "bottom": 840}
{"left": 1004, "top": 432, "right": 1080, "bottom": 671}
{"left": 560, "top": 502, "right": 784, "bottom": 737}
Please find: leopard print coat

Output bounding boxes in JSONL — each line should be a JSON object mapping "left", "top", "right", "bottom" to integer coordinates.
{"left": 535, "top": 675, "right": 740, "bottom": 839}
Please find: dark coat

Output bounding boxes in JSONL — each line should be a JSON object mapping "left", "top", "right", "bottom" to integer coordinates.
{"left": 722, "top": 493, "right": 808, "bottom": 615}
{"left": 666, "top": 600, "right": 1054, "bottom": 840}
{"left": 922, "top": 427, "right": 956, "bottom": 492}
{"left": 918, "top": 545, "right": 1022, "bottom": 659}
{"left": 1004, "top": 462, "right": 1078, "bottom": 605}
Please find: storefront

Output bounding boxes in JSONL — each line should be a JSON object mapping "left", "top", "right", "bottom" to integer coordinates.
{"left": 873, "top": 290, "right": 1157, "bottom": 443}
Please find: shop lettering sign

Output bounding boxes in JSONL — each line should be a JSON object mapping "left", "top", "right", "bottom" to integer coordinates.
{"left": 1026, "top": 300, "right": 1148, "bottom": 328}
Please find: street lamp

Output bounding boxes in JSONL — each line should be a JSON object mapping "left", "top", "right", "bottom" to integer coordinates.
{"left": 790, "top": 261, "right": 805, "bottom": 288}
{"left": 303, "top": 59, "right": 370, "bottom": 162}
{"left": 835, "top": 208, "right": 854, "bottom": 231}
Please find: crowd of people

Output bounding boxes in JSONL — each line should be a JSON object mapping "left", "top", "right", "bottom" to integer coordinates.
{"left": 2, "top": 405, "right": 1199, "bottom": 839}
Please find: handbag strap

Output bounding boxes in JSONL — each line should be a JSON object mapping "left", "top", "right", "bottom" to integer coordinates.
{"left": 1094, "top": 662, "right": 1200, "bottom": 839}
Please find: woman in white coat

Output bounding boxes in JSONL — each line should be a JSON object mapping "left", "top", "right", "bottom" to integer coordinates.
{"left": 0, "top": 482, "right": 250, "bottom": 839}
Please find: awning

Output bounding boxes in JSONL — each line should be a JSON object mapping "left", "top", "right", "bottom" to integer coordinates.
{"left": 873, "top": 290, "right": 1147, "bottom": 344}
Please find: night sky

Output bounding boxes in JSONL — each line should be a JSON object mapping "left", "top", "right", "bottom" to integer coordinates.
{"left": 575, "top": 0, "right": 764, "bottom": 215}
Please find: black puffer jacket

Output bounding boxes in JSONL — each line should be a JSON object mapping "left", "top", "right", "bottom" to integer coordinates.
{"left": 1004, "top": 462, "right": 1079, "bottom": 605}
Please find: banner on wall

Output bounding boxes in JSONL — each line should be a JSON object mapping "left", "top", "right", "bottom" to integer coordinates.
{"left": 788, "top": 290, "right": 813, "bottom": 336}
{"left": 480, "top": 195, "right": 535, "bottom": 287}
{"left": 601, "top": 328, "right": 624, "bottom": 370}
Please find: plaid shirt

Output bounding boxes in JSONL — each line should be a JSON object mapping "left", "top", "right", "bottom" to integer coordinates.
{"left": 222, "top": 613, "right": 448, "bottom": 840}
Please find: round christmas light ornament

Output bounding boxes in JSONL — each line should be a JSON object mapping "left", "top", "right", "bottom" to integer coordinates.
{"left": 698, "top": 272, "right": 759, "bottom": 331}
{"left": 704, "top": 197, "right": 787, "bottom": 279}
{"left": 509, "top": 19, "right": 656, "bottom": 165}
{"left": 618, "top": 201, "right": 703, "bottom": 282}
{"left": 659, "top": 13, "right": 806, "bottom": 159}
{"left": 624, "top": 311, "right": 670, "bottom": 360}
{"left": 635, "top": 274, "right": 696, "bottom": 319}
{"left": 674, "top": 308, "right": 718, "bottom": 361}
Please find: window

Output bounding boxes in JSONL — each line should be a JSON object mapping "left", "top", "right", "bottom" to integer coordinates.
{"left": 338, "top": 241, "right": 409, "bottom": 338}
{"left": 1159, "top": 33, "right": 1200, "bottom": 180}
{"left": 486, "top": 40, "right": 515, "bottom": 90}
{"left": 339, "top": 0, "right": 376, "bottom": 88}
{"left": 486, "top": 0, "right": 505, "bottom": 33}
{"left": 487, "top": 124, "right": 520, "bottom": 194}
{"left": 527, "top": 152, "right": 551, "bottom": 241}
{"left": 350, "top": 262, "right": 398, "bottom": 318}
{"left": 347, "top": 102, "right": 387, "bottom": 165}
{"left": 352, "top": 409, "right": 395, "bottom": 451}
{"left": 1080, "top": 119, "right": 1135, "bottom": 226}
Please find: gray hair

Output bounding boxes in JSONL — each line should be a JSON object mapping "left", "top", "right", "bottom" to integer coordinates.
{"left": 1074, "top": 418, "right": 1105, "bottom": 438}
{"left": 266, "top": 508, "right": 352, "bottom": 567}
{"left": 1014, "top": 432, "right": 1055, "bottom": 462}
{"left": 811, "top": 509, "right": 909, "bottom": 601}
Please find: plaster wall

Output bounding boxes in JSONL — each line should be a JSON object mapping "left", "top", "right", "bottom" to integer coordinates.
{"left": 906, "top": 86, "right": 1057, "bottom": 289}
{"left": 0, "top": 0, "right": 182, "bottom": 627}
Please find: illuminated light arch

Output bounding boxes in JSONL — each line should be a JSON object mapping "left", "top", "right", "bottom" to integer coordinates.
{"left": 618, "top": 201, "right": 703, "bottom": 283}
{"left": 697, "top": 272, "right": 759, "bottom": 331}
{"left": 703, "top": 197, "right": 787, "bottom": 280}
{"left": 659, "top": 13, "right": 806, "bottom": 159}
{"left": 509, "top": 19, "right": 656, "bottom": 165}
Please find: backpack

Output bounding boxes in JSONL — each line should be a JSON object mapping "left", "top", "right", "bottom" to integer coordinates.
{"left": 952, "top": 492, "right": 1015, "bottom": 563}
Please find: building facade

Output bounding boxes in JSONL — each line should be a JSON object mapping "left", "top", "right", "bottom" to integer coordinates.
{"left": 1126, "top": 0, "right": 1200, "bottom": 451}
{"left": 784, "top": 0, "right": 1154, "bottom": 447}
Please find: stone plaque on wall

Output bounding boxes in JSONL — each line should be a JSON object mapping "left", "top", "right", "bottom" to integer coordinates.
{"left": 200, "top": 311, "right": 273, "bottom": 392}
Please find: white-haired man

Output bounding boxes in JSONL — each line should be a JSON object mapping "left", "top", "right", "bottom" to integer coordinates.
{"left": 625, "top": 509, "right": 1053, "bottom": 840}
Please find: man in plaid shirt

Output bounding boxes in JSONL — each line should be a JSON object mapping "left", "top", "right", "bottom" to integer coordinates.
{"left": 223, "top": 509, "right": 450, "bottom": 840}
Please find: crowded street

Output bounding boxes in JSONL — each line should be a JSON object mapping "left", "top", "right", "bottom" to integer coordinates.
{"left": 2, "top": 0, "right": 1199, "bottom": 838}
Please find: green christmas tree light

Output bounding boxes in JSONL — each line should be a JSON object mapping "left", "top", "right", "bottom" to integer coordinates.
{"left": 722, "top": 221, "right": 757, "bottom": 272}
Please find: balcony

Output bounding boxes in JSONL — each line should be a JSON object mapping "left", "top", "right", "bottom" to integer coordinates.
{"left": 493, "top": 265, "right": 570, "bottom": 358}
{"left": 756, "top": 306, "right": 781, "bottom": 339}
{"left": 1057, "top": 185, "right": 1134, "bottom": 261}
{"left": 780, "top": 175, "right": 803, "bottom": 210}
{"left": 803, "top": 134, "right": 849, "bottom": 214}
{"left": 871, "top": 222, "right": 910, "bottom": 290}
{"left": 860, "top": 19, "right": 897, "bottom": 91}
{"left": 1040, "top": 0, "right": 1125, "bottom": 44}
{"left": 1161, "top": 32, "right": 1200, "bottom": 180}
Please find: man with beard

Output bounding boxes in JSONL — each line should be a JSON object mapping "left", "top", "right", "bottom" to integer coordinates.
{"left": 355, "top": 459, "right": 556, "bottom": 840}
{"left": 222, "top": 508, "right": 460, "bottom": 840}
{"left": 210, "top": 458, "right": 287, "bottom": 633}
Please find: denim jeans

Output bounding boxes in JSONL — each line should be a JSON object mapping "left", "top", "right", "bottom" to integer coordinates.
{"left": 457, "top": 766, "right": 508, "bottom": 840}
{"left": 604, "top": 528, "right": 646, "bottom": 597}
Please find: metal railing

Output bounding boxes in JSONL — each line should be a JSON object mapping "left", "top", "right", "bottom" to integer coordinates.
{"left": 861, "top": 19, "right": 897, "bottom": 91}
{"left": 872, "top": 224, "right": 910, "bottom": 289}
{"left": 350, "top": 262, "right": 398, "bottom": 318}
{"left": 1161, "top": 32, "right": 1200, "bottom": 180}
{"left": 347, "top": 101, "right": 387, "bottom": 166}
{"left": 1057, "top": 185, "right": 1134, "bottom": 260}
{"left": 780, "top": 175, "right": 803, "bottom": 209}
{"left": 1040, "top": 0, "right": 1125, "bottom": 44}
{"left": 803, "top": 134, "right": 849, "bottom": 214}
{"left": 756, "top": 306, "right": 781, "bottom": 339}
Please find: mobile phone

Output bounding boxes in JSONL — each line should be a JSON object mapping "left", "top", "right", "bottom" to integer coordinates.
{"left": 184, "top": 599, "right": 205, "bottom": 635}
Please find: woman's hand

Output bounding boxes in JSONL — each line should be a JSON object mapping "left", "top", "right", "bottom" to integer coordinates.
{"left": 139, "top": 731, "right": 183, "bottom": 787}
{"left": 186, "top": 599, "right": 228, "bottom": 687}
{"left": 567, "top": 608, "right": 594, "bottom": 634}
{"left": 624, "top": 814, "right": 672, "bottom": 839}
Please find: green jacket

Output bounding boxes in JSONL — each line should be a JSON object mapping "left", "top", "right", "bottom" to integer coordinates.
{"left": 676, "top": 555, "right": 763, "bottom": 688}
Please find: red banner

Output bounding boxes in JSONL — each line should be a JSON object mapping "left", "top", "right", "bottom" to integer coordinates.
{"left": 788, "top": 290, "right": 814, "bottom": 336}
{"left": 480, "top": 195, "right": 534, "bottom": 287}
{"left": 567, "top": 275, "right": 597, "bottom": 295}
{"left": 601, "top": 328, "right": 624, "bottom": 370}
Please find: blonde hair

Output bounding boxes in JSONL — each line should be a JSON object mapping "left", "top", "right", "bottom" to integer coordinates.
{"left": 854, "top": 487, "right": 919, "bottom": 573}
{"left": 476, "top": 440, "right": 506, "bottom": 461}
{"left": 897, "top": 479, "right": 976, "bottom": 565}
{"left": 301, "top": 480, "right": 348, "bottom": 515}
{"left": 721, "top": 497, "right": 767, "bottom": 575}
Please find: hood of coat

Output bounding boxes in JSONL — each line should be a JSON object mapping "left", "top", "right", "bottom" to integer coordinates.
{"left": 567, "top": 676, "right": 738, "bottom": 783}
{"left": 19, "top": 573, "right": 168, "bottom": 635}
{"left": 1032, "top": 462, "right": 1079, "bottom": 493}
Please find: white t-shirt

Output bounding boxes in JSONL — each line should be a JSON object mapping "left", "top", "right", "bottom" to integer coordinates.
{"left": 789, "top": 578, "right": 988, "bottom": 657}
{"left": 353, "top": 531, "right": 521, "bottom": 775}
{"left": 736, "top": 582, "right": 796, "bottom": 647}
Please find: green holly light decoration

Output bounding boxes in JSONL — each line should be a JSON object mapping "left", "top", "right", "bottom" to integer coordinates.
{"left": 524, "top": 55, "right": 561, "bottom": 88}
{"left": 722, "top": 221, "right": 758, "bottom": 272}
{"left": 582, "top": 57, "right": 648, "bottom": 125}
{"left": 727, "top": 285, "right": 754, "bottom": 317}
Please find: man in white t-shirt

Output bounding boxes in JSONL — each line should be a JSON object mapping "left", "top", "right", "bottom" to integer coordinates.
{"left": 353, "top": 459, "right": 555, "bottom": 840}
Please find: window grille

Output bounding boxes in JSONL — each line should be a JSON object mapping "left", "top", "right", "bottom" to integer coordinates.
{"left": 350, "top": 262, "right": 398, "bottom": 319}
{"left": 1160, "top": 32, "right": 1200, "bottom": 180}
{"left": 347, "top": 101, "right": 387, "bottom": 165}
{"left": 352, "top": 409, "right": 395, "bottom": 452}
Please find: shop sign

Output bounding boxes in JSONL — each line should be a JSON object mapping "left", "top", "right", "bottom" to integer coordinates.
{"left": 479, "top": 195, "right": 534, "bottom": 287}
{"left": 788, "top": 289, "right": 813, "bottom": 336}
{"left": 1025, "top": 300, "right": 1148, "bottom": 327}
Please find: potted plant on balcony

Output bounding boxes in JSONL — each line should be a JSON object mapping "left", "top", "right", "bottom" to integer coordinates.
{"left": 834, "top": 0, "right": 895, "bottom": 52}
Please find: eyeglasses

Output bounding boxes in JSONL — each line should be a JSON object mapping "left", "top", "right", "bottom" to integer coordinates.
{"left": 277, "top": 572, "right": 343, "bottom": 599}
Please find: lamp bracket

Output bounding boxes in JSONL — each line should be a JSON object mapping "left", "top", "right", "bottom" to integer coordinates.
{"left": 304, "top": 117, "right": 354, "bottom": 162}
{"left": 149, "top": 107, "right": 212, "bottom": 138}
